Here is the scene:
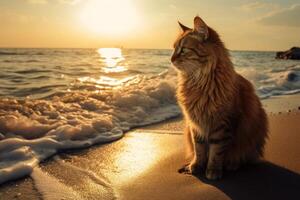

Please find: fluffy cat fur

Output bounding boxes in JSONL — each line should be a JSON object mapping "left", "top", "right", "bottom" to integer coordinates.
{"left": 171, "top": 16, "right": 268, "bottom": 180}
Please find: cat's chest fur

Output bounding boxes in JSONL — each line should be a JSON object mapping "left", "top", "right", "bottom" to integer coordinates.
{"left": 177, "top": 86, "right": 222, "bottom": 136}
{"left": 176, "top": 68, "right": 236, "bottom": 136}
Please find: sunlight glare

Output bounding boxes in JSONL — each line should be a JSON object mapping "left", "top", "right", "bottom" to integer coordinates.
{"left": 80, "top": 0, "right": 139, "bottom": 35}
{"left": 78, "top": 48, "right": 131, "bottom": 87}
{"left": 78, "top": 75, "right": 135, "bottom": 87}
{"left": 113, "top": 134, "right": 159, "bottom": 184}
{"left": 98, "top": 48, "right": 122, "bottom": 59}
{"left": 97, "top": 48, "right": 127, "bottom": 72}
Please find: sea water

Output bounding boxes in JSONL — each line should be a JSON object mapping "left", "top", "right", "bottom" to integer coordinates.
{"left": 0, "top": 48, "right": 299, "bottom": 185}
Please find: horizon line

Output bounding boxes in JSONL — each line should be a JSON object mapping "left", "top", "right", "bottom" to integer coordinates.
{"left": 0, "top": 46, "right": 281, "bottom": 52}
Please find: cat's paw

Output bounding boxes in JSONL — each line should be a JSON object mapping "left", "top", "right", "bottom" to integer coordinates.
{"left": 178, "top": 164, "right": 192, "bottom": 174}
{"left": 178, "top": 162, "right": 203, "bottom": 175}
{"left": 205, "top": 168, "right": 223, "bottom": 180}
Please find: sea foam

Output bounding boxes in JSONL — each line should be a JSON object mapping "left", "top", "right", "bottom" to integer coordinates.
{"left": 0, "top": 69, "right": 180, "bottom": 184}
{"left": 258, "top": 65, "right": 300, "bottom": 98}
{"left": 238, "top": 64, "right": 300, "bottom": 99}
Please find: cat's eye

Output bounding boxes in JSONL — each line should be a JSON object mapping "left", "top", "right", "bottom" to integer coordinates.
{"left": 181, "top": 48, "right": 191, "bottom": 53}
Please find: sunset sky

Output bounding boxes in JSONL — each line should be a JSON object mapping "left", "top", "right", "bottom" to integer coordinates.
{"left": 0, "top": 0, "right": 299, "bottom": 50}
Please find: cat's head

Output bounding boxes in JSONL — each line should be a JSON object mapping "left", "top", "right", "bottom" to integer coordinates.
{"left": 171, "top": 16, "right": 222, "bottom": 75}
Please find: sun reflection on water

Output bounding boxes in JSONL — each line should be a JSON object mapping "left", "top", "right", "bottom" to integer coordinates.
{"left": 77, "top": 48, "right": 132, "bottom": 88}
{"left": 98, "top": 48, "right": 127, "bottom": 73}
{"left": 98, "top": 48, "right": 122, "bottom": 58}
{"left": 78, "top": 76, "right": 136, "bottom": 87}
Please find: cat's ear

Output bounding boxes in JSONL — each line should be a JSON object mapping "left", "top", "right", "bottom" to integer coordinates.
{"left": 194, "top": 16, "right": 209, "bottom": 40}
{"left": 178, "top": 21, "right": 191, "bottom": 32}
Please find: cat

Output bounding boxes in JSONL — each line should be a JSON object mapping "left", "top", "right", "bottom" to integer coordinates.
{"left": 171, "top": 16, "right": 268, "bottom": 180}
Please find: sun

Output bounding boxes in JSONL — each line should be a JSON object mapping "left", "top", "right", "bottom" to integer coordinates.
{"left": 80, "top": 0, "right": 139, "bottom": 36}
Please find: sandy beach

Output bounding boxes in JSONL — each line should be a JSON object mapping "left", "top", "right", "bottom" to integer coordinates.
{"left": 0, "top": 94, "right": 300, "bottom": 200}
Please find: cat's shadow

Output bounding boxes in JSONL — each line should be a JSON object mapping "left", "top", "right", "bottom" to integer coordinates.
{"left": 195, "top": 161, "right": 300, "bottom": 200}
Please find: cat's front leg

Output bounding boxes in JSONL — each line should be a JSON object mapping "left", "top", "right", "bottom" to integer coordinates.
{"left": 181, "top": 127, "right": 207, "bottom": 174}
{"left": 192, "top": 130, "right": 207, "bottom": 170}
{"left": 179, "top": 126, "right": 207, "bottom": 174}
{"left": 206, "top": 128, "right": 232, "bottom": 180}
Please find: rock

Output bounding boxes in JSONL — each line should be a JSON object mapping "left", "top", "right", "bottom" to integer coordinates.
{"left": 276, "top": 47, "right": 300, "bottom": 60}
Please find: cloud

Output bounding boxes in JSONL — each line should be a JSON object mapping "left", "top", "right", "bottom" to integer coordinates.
{"left": 26, "top": 0, "right": 48, "bottom": 4}
{"left": 240, "top": 2, "right": 269, "bottom": 11}
{"left": 24, "top": 0, "right": 81, "bottom": 5}
{"left": 57, "top": 0, "right": 81, "bottom": 5}
{"left": 258, "top": 4, "right": 300, "bottom": 27}
{"left": 169, "top": 4, "right": 177, "bottom": 10}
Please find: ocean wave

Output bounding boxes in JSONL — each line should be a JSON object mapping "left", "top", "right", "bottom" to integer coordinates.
{"left": 103, "top": 69, "right": 142, "bottom": 76}
{"left": 2, "top": 59, "right": 13, "bottom": 63}
{"left": 0, "top": 51, "right": 45, "bottom": 56}
{"left": 10, "top": 84, "right": 67, "bottom": 98}
{"left": 0, "top": 86, "right": 17, "bottom": 90}
{"left": 2, "top": 59, "right": 41, "bottom": 63}
{"left": 239, "top": 65, "right": 300, "bottom": 99}
{"left": 25, "top": 59, "right": 40, "bottom": 63}
{"left": 0, "top": 69, "right": 180, "bottom": 184}
{"left": 258, "top": 69, "right": 300, "bottom": 98}
{"left": 0, "top": 74, "right": 26, "bottom": 81}
{"left": 29, "top": 75, "right": 52, "bottom": 80}
{"left": 9, "top": 79, "right": 24, "bottom": 83}
{"left": 0, "top": 51, "right": 23, "bottom": 56}
{"left": 14, "top": 69, "right": 53, "bottom": 74}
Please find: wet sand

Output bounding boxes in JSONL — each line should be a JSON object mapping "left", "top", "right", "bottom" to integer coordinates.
{"left": 0, "top": 95, "right": 300, "bottom": 200}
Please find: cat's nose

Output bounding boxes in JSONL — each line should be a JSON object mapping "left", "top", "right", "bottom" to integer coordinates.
{"left": 171, "top": 53, "right": 178, "bottom": 62}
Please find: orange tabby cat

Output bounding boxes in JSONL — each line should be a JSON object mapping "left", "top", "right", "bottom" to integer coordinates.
{"left": 171, "top": 16, "right": 268, "bottom": 180}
